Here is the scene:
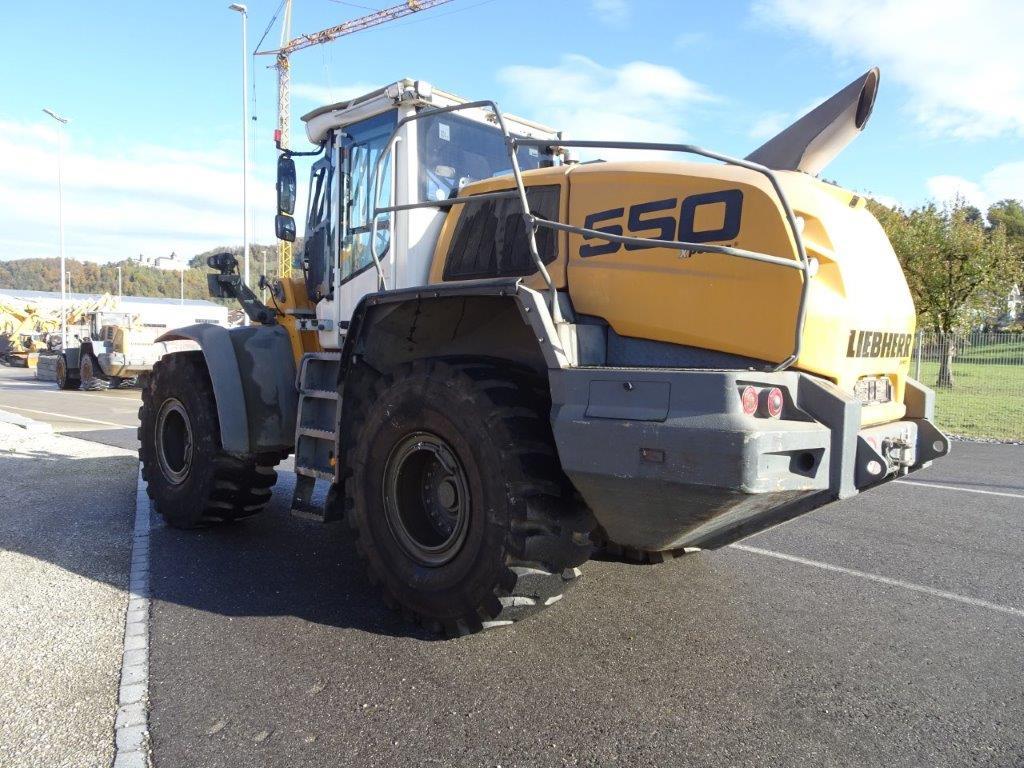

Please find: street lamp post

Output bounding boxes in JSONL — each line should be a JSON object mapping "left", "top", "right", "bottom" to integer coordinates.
{"left": 229, "top": 3, "right": 250, "bottom": 325}
{"left": 42, "top": 108, "right": 69, "bottom": 348}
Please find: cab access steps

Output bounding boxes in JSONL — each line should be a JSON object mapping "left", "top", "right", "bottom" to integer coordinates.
{"left": 290, "top": 352, "right": 343, "bottom": 521}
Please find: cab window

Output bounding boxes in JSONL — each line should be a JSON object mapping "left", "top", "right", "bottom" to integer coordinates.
{"left": 341, "top": 111, "right": 396, "bottom": 283}
{"left": 417, "top": 112, "right": 553, "bottom": 203}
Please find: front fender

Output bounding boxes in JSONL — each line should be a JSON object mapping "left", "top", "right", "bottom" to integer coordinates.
{"left": 157, "top": 324, "right": 297, "bottom": 455}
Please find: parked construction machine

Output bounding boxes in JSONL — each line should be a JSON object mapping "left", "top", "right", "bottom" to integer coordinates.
{"left": 139, "top": 69, "right": 948, "bottom": 635}
{"left": 55, "top": 309, "right": 155, "bottom": 390}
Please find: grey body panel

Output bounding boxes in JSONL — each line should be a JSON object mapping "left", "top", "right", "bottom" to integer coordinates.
{"left": 551, "top": 366, "right": 948, "bottom": 551}
{"left": 157, "top": 324, "right": 298, "bottom": 456}
{"left": 339, "top": 277, "right": 949, "bottom": 554}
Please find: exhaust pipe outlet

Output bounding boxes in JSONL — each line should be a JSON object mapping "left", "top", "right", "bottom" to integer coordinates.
{"left": 745, "top": 67, "right": 880, "bottom": 176}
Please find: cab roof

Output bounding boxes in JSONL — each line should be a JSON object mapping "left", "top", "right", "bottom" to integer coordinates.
{"left": 300, "top": 78, "right": 559, "bottom": 146}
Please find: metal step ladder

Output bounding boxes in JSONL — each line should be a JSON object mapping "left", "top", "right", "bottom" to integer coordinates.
{"left": 290, "top": 352, "right": 343, "bottom": 522}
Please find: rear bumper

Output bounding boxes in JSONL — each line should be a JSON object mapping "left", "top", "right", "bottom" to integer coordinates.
{"left": 550, "top": 369, "right": 949, "bottom": 552}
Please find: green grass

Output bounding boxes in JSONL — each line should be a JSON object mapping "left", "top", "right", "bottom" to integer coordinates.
{"left": 915, "top": 354, "right": 1024, "bottom": 440}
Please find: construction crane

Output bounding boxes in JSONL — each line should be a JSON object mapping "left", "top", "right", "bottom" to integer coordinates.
{"left": 258, "top": 0, "right": 456, "bottom": 278}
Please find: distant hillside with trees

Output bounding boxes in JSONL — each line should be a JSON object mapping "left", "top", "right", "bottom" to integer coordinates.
{"left": 0, "top": 242, "right": 296, "bottom": 302}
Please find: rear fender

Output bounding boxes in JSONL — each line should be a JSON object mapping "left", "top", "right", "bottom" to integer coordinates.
{"left": 157, "top": 324, "right": 298, "bottom": 455}
{"left": 338, "top": 278, "right": 568, "bottom": 393}
{"left": 62, "top": 346, "right": 81, "bottom": 371}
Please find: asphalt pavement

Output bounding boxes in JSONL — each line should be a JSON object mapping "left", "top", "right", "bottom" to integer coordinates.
{"left": 1, "top": 362, "right": 1022, "bottom": 768}
{"left": 0, "top": 363, "right": 140, "bottom": 450}
{"left": 146, "top": 444, "right": 1024, "bottom": 768}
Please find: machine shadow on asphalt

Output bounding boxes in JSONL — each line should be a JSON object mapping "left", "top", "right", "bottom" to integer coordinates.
{"left": 144, "top": 479, "right": 714, "bottom": 643}
{"left": 0, "top": 449, "right": 138, "bottom": 588}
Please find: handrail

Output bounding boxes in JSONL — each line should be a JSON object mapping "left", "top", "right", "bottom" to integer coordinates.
{"left": 366, "top": 104, "right": 813, "bottom": 370}
{"left": 368, "top": 100, "right": 563, "bottom": 323}
{"left": 513, "top": 138, "right": 812, "bottom": 371}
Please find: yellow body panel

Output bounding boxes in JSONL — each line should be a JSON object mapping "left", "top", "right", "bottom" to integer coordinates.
{"left": 429, "top": 162, "right": 916, "bottom": 426}
{"left": 275, "top": 277, "right": 322, "bottom": 365}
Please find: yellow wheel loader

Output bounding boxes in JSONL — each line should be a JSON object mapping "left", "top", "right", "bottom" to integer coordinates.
{"left": 139, "top": 70, "right": 949, "bottom": 636}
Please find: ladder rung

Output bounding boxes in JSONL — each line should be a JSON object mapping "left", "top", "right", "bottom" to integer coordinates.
{"left": 295, "top": 464, "right": 334, "bottom": 481}
{"left": 298, "top": 427, "right": 335, "bottom": 440}
{"left": 301, "top": 389, "right": 338, "bottom": 401}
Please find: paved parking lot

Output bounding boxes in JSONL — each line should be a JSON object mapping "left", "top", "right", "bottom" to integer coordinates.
{"left": 2, "top": 361, "right": 1022, "bottom": 767}
{"left": 0, "top": 364, "right": 140, "bottom": 450}
{"left": 144, "top": 446, "right": 1024, "bottom": 768}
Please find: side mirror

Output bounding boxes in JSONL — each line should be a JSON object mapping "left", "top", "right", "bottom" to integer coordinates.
{"left": 276, "top": 155, "right": 297, "bottom": 215}
{"left": 207, "top": 252, "right": 238, "bottom": 273}
{"left": 275, "top": 213, "right": 296, "bottom": 243}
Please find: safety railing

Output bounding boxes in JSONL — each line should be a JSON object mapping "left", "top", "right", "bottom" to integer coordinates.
{"left": 368, "top": 100, "right": 813, "bottom": 371}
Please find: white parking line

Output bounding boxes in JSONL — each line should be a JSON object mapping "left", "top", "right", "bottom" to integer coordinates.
{"left": 0, "top": 404, "right": 135, "bottom": 429}
{"left": 896, "top": 479, "right": 1024, "bottom": 500}
{"left": 730, "top": 543, "right": 1024, "bottom": 620}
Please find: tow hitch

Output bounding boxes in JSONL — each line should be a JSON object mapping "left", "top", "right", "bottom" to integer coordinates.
{"left": 855, "top": 422, "right": 918, "bottom": 489}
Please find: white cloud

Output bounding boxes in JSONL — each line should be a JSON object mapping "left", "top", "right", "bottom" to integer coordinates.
{"left": 497, "top": 54, "right": 714, "bottom": 159}
{"left": 292, "top": 82, "right": 378, "bottom": 106}
{"left": 749, "top": 111, "right": 789, "bottom": 141}
{"left": 926, "top": 161, "right": 1024, "bottom": 211}
{"left": 0, "top": 118, "right": 282, "bottom": 264}
{"left": 864, "top": 192, "right": 902, "bottom": 210}
{"left": 590, "top": 0, "right": 629, "bottom": 25}
{"left": 758, "top": 0, "right": 1024, "bottom": 138}
{"left": 748, "top": 96, "right": 828, "bottom": 141}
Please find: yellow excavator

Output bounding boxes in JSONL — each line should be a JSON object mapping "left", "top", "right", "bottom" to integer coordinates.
{"left": 139, "top": 69, "right": 948, "bottom": 635}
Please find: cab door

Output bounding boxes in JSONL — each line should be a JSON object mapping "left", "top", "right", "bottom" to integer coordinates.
{"left": 335, "top": 110, "right": 396, "bottom": 323}
{"left": 303, "top": 155, "right": 334, "bottom": 302}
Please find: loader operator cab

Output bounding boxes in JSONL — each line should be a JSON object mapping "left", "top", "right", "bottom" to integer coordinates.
{"left": 276, "top": 79, "right": 560, "bottom": 350}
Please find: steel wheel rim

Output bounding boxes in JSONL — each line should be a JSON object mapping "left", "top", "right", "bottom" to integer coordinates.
{"left": 383, "top": 431, "right": 471, "bottom": 567}
{"left": 155, "top": 398, "right": 194, "bottom": 485}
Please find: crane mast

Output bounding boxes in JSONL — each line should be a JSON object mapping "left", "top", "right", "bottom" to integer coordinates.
{"left": 261, "top": 0, "right": 455, "bottom": 279}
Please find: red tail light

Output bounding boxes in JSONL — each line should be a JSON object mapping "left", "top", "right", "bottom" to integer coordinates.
{"left": 764, "top": 387, "right": 784, "bottom": 418}
{"left": 740, "top": 386, "right": 758, "bottom": 415}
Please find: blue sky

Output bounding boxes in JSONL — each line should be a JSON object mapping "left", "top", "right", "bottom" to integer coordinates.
{"left": 2, "top": 0, "right": 1021, "bottom": 264}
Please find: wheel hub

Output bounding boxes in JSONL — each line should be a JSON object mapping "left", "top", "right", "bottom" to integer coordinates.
{"left": 155, "top": 398, "right": 194, "bottom": 485}
{"left": 383, "top": 432, "right": 470, "bottom": 567}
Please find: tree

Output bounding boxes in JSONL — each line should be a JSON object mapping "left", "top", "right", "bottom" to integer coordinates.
{"left": 870, "top": 197, "right": 1020, "bottom": 387}
{"left": 987, "top": 199, "right": 1024, "bottom": 242}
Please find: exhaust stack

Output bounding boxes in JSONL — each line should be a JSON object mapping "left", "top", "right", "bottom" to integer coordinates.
{"left": 745, "top": 68, "right": 880, "bottom": 175}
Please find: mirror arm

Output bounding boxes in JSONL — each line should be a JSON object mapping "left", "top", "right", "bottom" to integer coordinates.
{"left": 280, "top": 144, "right": 326, "bottom": 159}
{"left": 206, "top": 255, "right": 277, "bottom": 325}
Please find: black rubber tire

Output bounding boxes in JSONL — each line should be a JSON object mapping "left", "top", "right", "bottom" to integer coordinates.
{"left": 55, "top": 355, "right": 80, "bottom": 390}
{"left": 138, "top": 351, "right": 279, "bottom": 529}
{"left": 79, "top": 351, "right": 109, "bottom": 391}
{"left": 342, "top": 359, "right": 595, "bottom": 637}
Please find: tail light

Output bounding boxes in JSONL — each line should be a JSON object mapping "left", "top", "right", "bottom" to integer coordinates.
{"left": 740, "top": 386, "right": 759, "bottom": 415}
{"left": 764, "top": 387, "right": 784, "bottom": 418}
{"left": 738, "top": 385, "right": 786, "bottom": 418}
